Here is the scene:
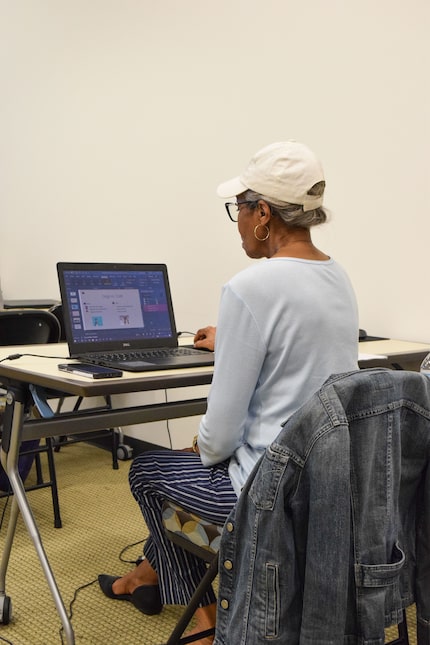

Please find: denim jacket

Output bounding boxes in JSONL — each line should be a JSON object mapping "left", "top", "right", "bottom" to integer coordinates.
{"left": 214, "top": 369, "right": 430, "bottom": 645}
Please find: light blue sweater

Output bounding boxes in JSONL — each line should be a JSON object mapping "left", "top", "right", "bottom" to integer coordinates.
{"left": 198, "top": 257, "right": 359, "bottom": 496}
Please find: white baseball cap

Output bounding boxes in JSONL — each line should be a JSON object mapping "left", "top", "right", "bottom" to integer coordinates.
{"left": 217, "top": 140, "right": 325, "bottom": 212}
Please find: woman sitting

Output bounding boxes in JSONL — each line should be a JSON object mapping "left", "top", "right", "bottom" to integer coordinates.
{"left": 98, "top": 140, "right": 359, "bottom": 642}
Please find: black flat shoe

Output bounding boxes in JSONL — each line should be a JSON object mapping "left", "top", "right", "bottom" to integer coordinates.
{"left": 130, "top": 584, "right": 162, "bottom": 615}
{"left": 98, "top": 574, "right": 162, "bottom": 615}
{"left": 98, "top": 575, "right": 130, "bottom": 600}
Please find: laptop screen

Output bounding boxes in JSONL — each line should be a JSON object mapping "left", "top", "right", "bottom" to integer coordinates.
{"left": 57, "top": 262, "right": 179, "bottom": 354}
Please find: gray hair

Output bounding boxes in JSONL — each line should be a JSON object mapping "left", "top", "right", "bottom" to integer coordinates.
{"left": 243, "top": 181, "right": 327, "bottom": 228}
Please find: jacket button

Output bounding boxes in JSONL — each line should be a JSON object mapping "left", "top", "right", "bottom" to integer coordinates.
{"left": 226, "top": 522, "right": 234, "bottom": 532}
{"left": 220, "top": 599, "right": 229, "bottom": 610}
{"left": 223, "top": 559, "right": 233, "bottom": 570}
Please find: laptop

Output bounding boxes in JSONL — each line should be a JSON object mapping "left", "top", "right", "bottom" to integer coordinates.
{"left": 57, "top": 262, "right": 214, "bottom": 372}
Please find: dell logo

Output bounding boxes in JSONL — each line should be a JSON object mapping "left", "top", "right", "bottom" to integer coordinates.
{"left": 122, "top": 342, "right": 131, "bottom": 347}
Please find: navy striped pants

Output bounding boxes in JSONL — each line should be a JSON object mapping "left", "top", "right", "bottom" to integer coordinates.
{"left": 128, "top": 450, "right": 237, "bottom": 606}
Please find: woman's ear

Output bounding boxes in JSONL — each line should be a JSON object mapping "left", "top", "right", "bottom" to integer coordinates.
{"left": 258, "top": 200, "right": 271, "bottom": 222}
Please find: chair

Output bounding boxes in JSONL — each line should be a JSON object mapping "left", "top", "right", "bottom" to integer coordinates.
{"left": 0, "top": 308, "right": 60, "bottom": 345}
{"left": 0, "top": 309, "right": 62, "bottom": 527}
{"left": 161, "top": 500, "right": 223, "bottom": 645}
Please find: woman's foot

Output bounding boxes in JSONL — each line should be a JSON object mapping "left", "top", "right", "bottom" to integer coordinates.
{"left": 98, "top": 559, "right": 162, "bottom": 615}
{"left": 98, "top": 574, "right": 162, "bottom": 615}
{"left": 110, "top": 558, "right": 159, "bottom": 595}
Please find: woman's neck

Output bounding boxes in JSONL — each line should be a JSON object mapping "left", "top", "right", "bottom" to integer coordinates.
{"left": 268, "top": 233, "right": 329, "bottom": 261}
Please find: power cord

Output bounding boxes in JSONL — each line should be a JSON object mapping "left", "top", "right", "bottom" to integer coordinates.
{"left": 57, "top": 538, "right": 147, "bottom": 643}
{"left": 59, "top": 578, "right": 99, "bottom": 645}
{"left": 118, "top": 538, "right": 146, "bottom": 565}
{"left": 164, "top": 390, "right": 173, "bottom": 450}
{"left": 1, "top": 333, "right": 197, "bottom": 362}
{"left": 0, "top": 353, "right": 68, "bottom": 363}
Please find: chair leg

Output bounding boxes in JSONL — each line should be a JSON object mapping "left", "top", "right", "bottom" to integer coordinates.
{"left": 398, "top": 615, "right": 410, "bottom": 645}
{"left": 0, "top": 440, "right": 62, "bottom": 529}
{"left": 386, "top": 609, "right": 409, "bottom": 645}
{"left": 45, "top": 438, "right": 62, "bottom": 529}
{"left": 104, "top": 397, "right": 119, "bottom": 471}
{"left": 111, "top": 428, "right": 119, "bottom": 470}
{"left": 34, "top": 452, "right": 43, "bottom": 484}
{"left": 164, "top": 554, "right": 219, "bottom": 645}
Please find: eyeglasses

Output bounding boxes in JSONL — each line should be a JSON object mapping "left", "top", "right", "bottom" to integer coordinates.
{"left": 224, "top": 201, "right": 256, "bottom": 223}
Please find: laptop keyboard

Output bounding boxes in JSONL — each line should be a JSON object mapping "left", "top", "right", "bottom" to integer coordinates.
{"left": 85, "top": 347, "right": 205, "bottom": 362}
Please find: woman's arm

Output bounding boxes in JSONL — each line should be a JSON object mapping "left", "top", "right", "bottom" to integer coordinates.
{"left": 197, "top": 285, "right": 265, "bottom": 465}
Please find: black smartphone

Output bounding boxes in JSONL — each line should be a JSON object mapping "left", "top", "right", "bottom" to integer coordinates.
{"left": 58, "top": 363, "right": 123, "bottom": 379}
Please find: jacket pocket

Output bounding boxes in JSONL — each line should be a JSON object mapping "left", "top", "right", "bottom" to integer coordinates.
{"left": 354, "top": 542, "right": 405, "bottom": 635}
{"left": 265, "top": 563, "right": 280, "bottom": 639}
{"left": 248, "top": 457, "right": 289, "bottom": 510}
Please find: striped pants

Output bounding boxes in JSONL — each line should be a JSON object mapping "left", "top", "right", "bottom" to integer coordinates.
{"left": 128, "top": 450, "right": 237, "bottom": 606}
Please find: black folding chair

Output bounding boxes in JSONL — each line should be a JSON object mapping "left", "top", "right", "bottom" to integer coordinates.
{"left": 0, "top": 309, "right": 62, "bottom": 527}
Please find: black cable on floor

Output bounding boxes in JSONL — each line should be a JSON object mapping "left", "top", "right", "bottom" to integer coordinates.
{"left": 0, "top": 635, "right": 15, "bottom": 644}
{"left": 58, "top": 538, "right": 147, "bottom": 643}
{"left": 59, "top": 578, "right": 99, "bottom": 645}
{"left": 119, "top": 538, "right": 146, "bottom": 565}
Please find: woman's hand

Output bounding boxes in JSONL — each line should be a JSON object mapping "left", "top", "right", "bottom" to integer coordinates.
{"left": 194, "top": 326, "right": 216, "bottom": 352}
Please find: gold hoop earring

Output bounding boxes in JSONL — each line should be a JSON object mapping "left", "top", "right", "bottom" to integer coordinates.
{"left": 254, "top": 224, "right": 270, "bottom": 241}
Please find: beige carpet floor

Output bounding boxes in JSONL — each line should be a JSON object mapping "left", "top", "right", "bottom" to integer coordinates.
{"left": 0, "top": 441, "right": 418, "bottom": 645}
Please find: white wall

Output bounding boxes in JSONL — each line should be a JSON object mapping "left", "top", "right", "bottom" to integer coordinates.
{"left": 1, "top": 0, "right": 429, "bottom": 444}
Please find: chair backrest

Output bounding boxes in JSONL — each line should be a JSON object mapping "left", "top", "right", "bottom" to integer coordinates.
{"left": 48, "top": 303, "right": 66, "bottom": 341}
{"left": 0, "top": 309, "right": 61, "bottom": 345}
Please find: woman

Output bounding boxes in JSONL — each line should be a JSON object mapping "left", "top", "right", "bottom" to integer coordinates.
{"left": 98, "top": 141, "right": 359, "bottom": 642}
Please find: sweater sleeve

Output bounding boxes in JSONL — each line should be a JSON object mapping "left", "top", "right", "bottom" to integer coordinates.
{"left": 197, "top": 283, "right": 266, "bottom": 466}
